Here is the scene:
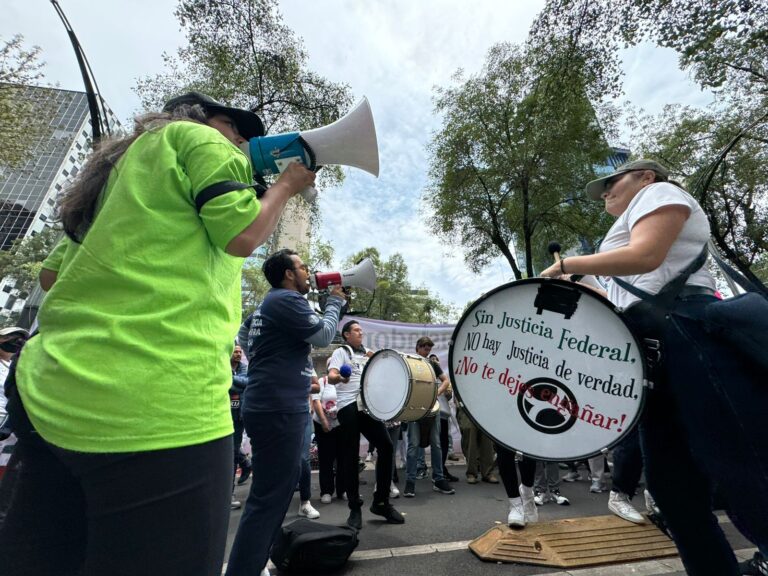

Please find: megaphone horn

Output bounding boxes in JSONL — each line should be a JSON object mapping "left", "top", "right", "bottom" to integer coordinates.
{"left": 311, "top": 258, "right": 377, "bottom": 292}
{"left": 300, "top": 97, "right": 379, "bottom": 177}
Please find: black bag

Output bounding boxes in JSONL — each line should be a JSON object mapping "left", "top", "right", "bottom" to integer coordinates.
{"left": 703, "top": 292, "right": 768, "bottom": 372}
{"left": 270, "top": 519, "right": 359, "bottom": 574}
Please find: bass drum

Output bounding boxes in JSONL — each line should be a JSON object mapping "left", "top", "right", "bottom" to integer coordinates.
{"left": 361, "top": 349, "right": 437, "bottom": 422}
{"left": 449, "top": 278, "right": 647, "bottom": 461}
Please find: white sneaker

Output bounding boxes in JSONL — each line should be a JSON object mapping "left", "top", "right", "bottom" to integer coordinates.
{"left": 230, "top": 499, "right": 242, "bottom": 510}
{"left": 533, "top": 489, "right": 546, "bottom": 506}
{"left": 260, "top": 568, "right": 270, "bottom": 576}
{"left": 608, "top": 491, "right": 645, "bottom": 524}
{"left": 519, "top": 484, "right": 539, "bottom": 523}
{"left": 589, "top": 478, "right": 606, "bottom": 493}
{"left": 299, "top": 501, "right": 320, "bottom": 519}
{"left": 551, "top": 489, "right": 570, "bottom": 505}
{"left": 320, "top": 493, "right": 332, "bottom": 504}
{"left": 643, "top": 489, "right": 660, "bottom": 515}
{"left": 365, "top": 452, "right": 373, "bottom": 463}
{"left": 508, "top": 497, "right": 525, "bottom": 527}
{"left": 390, "top": 483, "right": 400, "bottom": 498}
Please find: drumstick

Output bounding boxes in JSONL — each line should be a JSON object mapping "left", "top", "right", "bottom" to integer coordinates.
{"left": 547, "top": 241, "right": 585, "bottom": 282}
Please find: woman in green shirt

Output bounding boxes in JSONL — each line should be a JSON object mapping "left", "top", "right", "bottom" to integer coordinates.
{"left": 0, "top": 92, "right": 314, "bottom": 576}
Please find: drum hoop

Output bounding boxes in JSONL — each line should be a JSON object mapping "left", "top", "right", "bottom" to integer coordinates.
{"left": 448, "top": 278, "right": 649, "bottom": 461}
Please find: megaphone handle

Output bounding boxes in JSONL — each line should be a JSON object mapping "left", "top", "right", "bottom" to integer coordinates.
{"left": 299, "top": 186, "right": 318, "bottom": 203}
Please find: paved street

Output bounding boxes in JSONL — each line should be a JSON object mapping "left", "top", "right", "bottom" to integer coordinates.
{"left": 225, "top": 461, "right": 755, "bottom": 576}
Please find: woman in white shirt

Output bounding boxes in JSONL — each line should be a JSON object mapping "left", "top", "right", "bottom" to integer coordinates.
{"left": 541, "top": 159, "right": 767, "bottom": 576}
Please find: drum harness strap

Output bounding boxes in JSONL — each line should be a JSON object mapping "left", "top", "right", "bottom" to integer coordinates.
{"left": 611, "top": 245, "right": 709, "bottom": 389}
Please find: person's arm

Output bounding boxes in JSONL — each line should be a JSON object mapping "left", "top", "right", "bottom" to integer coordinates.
{"left": 225, "top": 163, "right": 315, "bottom": 257}
{"left": 540, "top": 206, "right": 690, "bottom": 279}
{"left": 304, "top": 286, "right": 346, "bottom": 347}
{"left": 39, "top": 269, "right": 58, "bottom": 291}
{"left": 436, "top": 372, "right": 450, "bottom": 397}
{"left": 311, "top": 398, "right": 331, "bottom": 432}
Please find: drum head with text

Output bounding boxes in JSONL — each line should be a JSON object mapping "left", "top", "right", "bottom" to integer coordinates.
{"left": 361, "top": 351, "right": 411, "bottom": 421}
{"left": 449, "top": 279, "right": 646, "bottom": 461}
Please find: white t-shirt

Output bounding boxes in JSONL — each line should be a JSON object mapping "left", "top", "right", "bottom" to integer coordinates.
{"left": 599, "top": 182, "right": 716, "bottom": 309}
{"left": 0, "top": 360, "right": 10, "bottom": 426}
{"left": 328, "top": 345, "right": 369, "bottom": 411}
{"left": 311, "top": 376, "right": 339, "bottom": 429}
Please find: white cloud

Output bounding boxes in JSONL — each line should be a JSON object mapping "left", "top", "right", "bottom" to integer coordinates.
{"left": 4, "top": 0, "right": 713, "bottom": 317}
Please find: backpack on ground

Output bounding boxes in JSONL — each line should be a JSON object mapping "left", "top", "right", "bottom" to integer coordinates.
{"left": 270, "top": 519, "right": 359, "bottom": 574}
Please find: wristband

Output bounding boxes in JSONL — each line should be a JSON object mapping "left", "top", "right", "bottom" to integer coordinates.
{"left": 560, "top": 258, "right": 567, "bottom": 274}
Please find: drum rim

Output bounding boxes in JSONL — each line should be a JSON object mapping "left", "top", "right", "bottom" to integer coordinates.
{"left": 448, "top": 277, "right": 649, "bottom": 461}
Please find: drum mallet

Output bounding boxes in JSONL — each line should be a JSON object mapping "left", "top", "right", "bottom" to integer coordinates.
{"left": 547, "top": 241, "right": 584, "bottom": 282}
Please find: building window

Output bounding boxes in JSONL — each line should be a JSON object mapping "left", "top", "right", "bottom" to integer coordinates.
{"left": 2, "top": 285, "right": 11, "bottom": 293}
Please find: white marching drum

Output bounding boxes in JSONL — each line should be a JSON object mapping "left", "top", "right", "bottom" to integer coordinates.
{"left": 449, "top": 278, "right": 647, "bottom": 461}
{"left": 361, "top": 349, "right": 438, "bottom": 422}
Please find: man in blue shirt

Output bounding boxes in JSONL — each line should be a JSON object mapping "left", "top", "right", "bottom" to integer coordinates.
{"left": 226, "top": 249, "right": 345, "bottom": 576}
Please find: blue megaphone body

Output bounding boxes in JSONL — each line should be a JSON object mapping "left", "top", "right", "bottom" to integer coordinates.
{"left": 238, "top": 97, "right": 380, "bottom": 203}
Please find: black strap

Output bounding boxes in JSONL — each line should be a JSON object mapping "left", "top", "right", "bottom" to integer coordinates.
{"left": 612, "top": 243, "right": 709, "bottom": 309}
{"left": 194, "top": 181, "right": 259, "bottom": 212}
{"left": 708, "top": 241, "right": 768, "bottom": 296}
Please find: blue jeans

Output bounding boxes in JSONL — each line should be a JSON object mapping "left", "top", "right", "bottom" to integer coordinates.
{"left": 406, "top": 417, "right": 444, "bottom": 482}
{"left": 226, "top": 410, "right": 308, "bottom": 576}
{"left": 299, "top": 414, "right": 312, "bottom": 502}
{"left": 634, "top": 295, "right": 768, "bottom": 575}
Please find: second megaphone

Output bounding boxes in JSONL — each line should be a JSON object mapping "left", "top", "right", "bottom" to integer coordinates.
{"left": 239, "top": 97, "right": 379, "bottom": 202}
{"left": 310, "top": 258, "right": 376, "bottom": 292}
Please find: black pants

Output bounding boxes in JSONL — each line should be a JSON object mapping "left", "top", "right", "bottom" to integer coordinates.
{"left": 336, "top": 403, "right": 393, "bottom": 507}
{"left": 0, "top": 398, "right": 232, "bottom": 576}
{"left": 496, "top": 445, "right": 535, "bottom": 498}
{"left": 439, "top": 416, "right": 450, "bottom": 471}
{"left": 313, "top": 421, "right": 345, "bottom": 497}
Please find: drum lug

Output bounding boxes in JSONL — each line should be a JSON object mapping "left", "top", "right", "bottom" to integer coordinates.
{"left": 599, "top": 447, "right": 609, "bottom": 457}
{"left": 514, "top": 450, "right": 524, "bottom": 462}
{"left": 643, "top": 378, "right": 654, "bottom": 390}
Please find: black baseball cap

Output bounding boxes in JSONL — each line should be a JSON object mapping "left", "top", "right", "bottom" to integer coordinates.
{"left": 163, "top": 91, "right": 265, "bottom": 139}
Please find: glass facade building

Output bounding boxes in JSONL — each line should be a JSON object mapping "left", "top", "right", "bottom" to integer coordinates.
{"left": 0, "top": 85, "right": 121, "bottom": 315}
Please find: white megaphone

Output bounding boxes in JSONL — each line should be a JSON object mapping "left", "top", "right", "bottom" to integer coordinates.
{"left": 240, "top": 98, "right": 379, "bottom": 202}
{"left": 310, "top": 258, "right": 377, "bottom": 292}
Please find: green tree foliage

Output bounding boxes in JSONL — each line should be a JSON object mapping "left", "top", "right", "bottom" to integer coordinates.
{"left": 134, "top": 0, "right": 353, "bottom": 200}
{"left": 424, "top": 42, "right": 614, "bottom": 278}
{"left": 627, "top": 103, "right": 768, "bottom": 285}
{"left": 341, "top": 247, "right": 455, "bottom": 324}
{"left": 0, "top": 35, "right": 50, "bottom": 173}
{"left": 532, "top": 0, "right": 767, "bottom": 102}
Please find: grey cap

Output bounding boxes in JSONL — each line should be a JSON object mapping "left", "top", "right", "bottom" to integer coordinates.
{"left": 585, "top": 159, "right": 670, "bottom": 200}
{"left": 0, "top": 326, "right": 29, "bottom": 339}
{"left": 163, "top": 91, "right": 265, "bottom": 140}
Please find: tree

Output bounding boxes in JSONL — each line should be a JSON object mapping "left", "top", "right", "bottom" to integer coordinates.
{"left": 424, "top": 42, "right": 614, "bottom": 279}
{"left": 134, "top": 0, "right": 353, "bottom": 204}
{"left": 341, "top": 248, "right": 455, "bottom": 323}
{"left": 0, "top": 227, "right": 60, "bottom": 325}
{"left": 0, "top": 35, "right": 50, "bottom": 173}
{"left": 627, "top": 103, "right": 768, "bottom": 285}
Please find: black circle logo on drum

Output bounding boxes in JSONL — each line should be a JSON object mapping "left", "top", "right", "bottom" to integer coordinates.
{"left": 518, "top": 377, "right": 579, "bottom": 435}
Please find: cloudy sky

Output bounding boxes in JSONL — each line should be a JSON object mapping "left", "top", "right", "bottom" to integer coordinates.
{"left": 3, "top": 0, "right": 713, "bottom": 317}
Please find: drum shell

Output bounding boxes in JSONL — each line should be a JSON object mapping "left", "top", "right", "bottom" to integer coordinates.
{"left": 360, "top": 349, "right": 438, "bottom": 422}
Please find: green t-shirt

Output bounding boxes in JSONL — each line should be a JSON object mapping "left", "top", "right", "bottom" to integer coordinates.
{"left": 17, "top": 121, "right": 260, "bottom": 452}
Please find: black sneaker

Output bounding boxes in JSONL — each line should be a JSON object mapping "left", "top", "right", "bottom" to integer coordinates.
{"left": 346, "top": 507, "right": 362, "bottom": 530}
{"left": 433, "top": 479, "right": 455, "bottom": 494}
{"left": 740, "top": 552, "right": 768, "bottom": 575}
{"left": 370, "top": 501, "right": 405, "bottom": 524}
{"left": 445, "top": 471, "right": 460, "bottom": 482}
{"left": 403, "top": 481, "right": 416, "bottom": 497}
{"left": 551, "top": 489, "right": 570, "bottom": 506}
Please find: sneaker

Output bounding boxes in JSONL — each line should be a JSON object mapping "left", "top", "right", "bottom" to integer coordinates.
{"left": 507, "top": 497, "right": 525, "bottom": 528}
{"left": 365, "top": 452, "right": 374, "bottom": 463}
{"left": 390, "top": 483, "right": 400, "bottom": 499}
{"left": 260, "top": 568, "right": 271, "bottom": 576}
{"left": 346, "top": 507, "right": 363, "bottom": 530}
{"left": 519, "top": 484, "right": 539, "bottom": 523}
{"left": 608, "top": 491, "right": 645, "bottom": 524}
{"left": 448, "top": 452, "right": 460, "bottom": 461}
{"left": 320, "top": 493, "right": 332, "bottom": 504}
{"left": 533, "top": 489, "right": 546, "bottom": 506}
{"left": 551, "top": 489, "right": 570, "bottom": 505}
{"left": 370, "top": 501, "right": 405, "bottom": 524}
{"left": 416, "top": 468, "right": 428, "bottom": 480}
{"left": 466, "top": 474, "right": 479, "bottom": 484}
{"left": 230, "top": 499, "right": 242, "bottom": 510}
{"left": 563, "top": 470, "right": 582, "bottom": 482}
{"left": 433, "top": 479, "right": 455, "bottom": 494}
{"left": 482, "top": 473, "right": 500, "bottom": 484}
{"left": 403, "top": 481, "right": 416, "bottom": 497}
{"left": 739, "top": 551, "right": 768, "bottom": 575}
{"left": 298, "top": 501, "right": 320, "bottom": 519}
{"left": 643, "top": 489, "right": 660, "bottom": 515}
{"left": 445, "top": 471, "right": 460, "bottom": 482}
{"left": 589, "top": 478, "right": 605, "bottom": 493}
{"left": 340, "top": 492, "right": 348, "bottom": 501}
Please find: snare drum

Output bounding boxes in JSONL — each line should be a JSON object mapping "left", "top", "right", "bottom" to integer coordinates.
{"left": 361, "top": 349, "right": 438, "bottom": 422}
{"left": 449, "top": 278, "right": 647, "bottom": 461}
